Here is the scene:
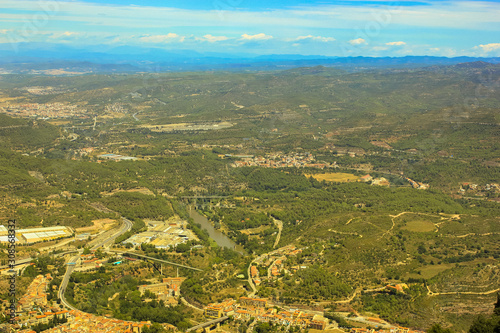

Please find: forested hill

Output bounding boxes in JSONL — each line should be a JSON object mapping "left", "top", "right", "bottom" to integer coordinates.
{"left": 0, "top": 114, "right": 61, "bottom": 149}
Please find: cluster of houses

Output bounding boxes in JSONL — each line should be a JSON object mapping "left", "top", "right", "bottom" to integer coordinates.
{"left": 138, "top": 277, "right": 186, "bottom": 306}
{"left": 459, "top": 182, "right": 500, "bottom": 199}
{"left": 21, "top": 86, "right": 71, "bottom": 96}
{"left": 8, "top": 274, "right": 174, "bottom": 333}
{"left": 17, "top": 309, "right": 161, "bottom": 333}
{"left": 97, "top": 153, "right": 139, "bottom": 161}
{"left": 12, "top": 274, "right": 70, "bottom": 331}
{"left": 230, "top": 152, "right": 336, "bottom": 169}
{"left": 0, "top": 102, "right": 87, "bottom": 119}
{"left": 358, "top": 175, "right": 391, "bottom": 187}
{"left": 204, "top": 297, "right": 329, "bottom": 330}
{"left": 16, "top": 274, "right": 52, "bottom": 314}
{"left": 250, "top": 265, "right": 261, "bottom": 285}
{"left": 351, "top": 326, "right": 426, "bottom": 333}
{"left": 358, "top": 175, "right": 429, "bottom": 189}
{"left": 251, "top": 245, "right": 304, "bottom": 286}
{"left": 79, "top": 253, "right": 107, "bottom": 270}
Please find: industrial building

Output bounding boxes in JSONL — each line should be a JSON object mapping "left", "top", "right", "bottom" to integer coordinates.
{"left": 0, "top": 225, "right": 73, "bottom": 244}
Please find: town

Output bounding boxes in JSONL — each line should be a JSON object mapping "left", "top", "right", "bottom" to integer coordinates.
{"left": 0, "top": 103, "right": 88, "bottom": 120}
{"left": 229, "top": 152, "right": 336, "bottom": 169}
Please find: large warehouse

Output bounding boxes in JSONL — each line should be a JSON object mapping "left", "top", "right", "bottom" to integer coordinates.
{"left": 0, "top": 226, "right": 73, "bottom": 244}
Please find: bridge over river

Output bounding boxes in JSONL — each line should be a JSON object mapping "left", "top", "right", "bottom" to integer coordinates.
{"left": 187, "top": 316, "right": 229, "bottom": 332}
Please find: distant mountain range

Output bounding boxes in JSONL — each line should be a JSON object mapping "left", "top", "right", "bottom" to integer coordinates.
{"left": 0, "top": 43, "right": 499, "bottom": 73}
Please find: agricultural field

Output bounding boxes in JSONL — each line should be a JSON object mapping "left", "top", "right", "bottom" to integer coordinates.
{"left": 306, "top": 172, "right": 360, "bottom": 183}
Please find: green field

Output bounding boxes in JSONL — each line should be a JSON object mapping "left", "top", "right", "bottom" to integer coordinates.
{"left": 306, "top": 172, "right": 360, "bottom": 183}
{"left": 402, "top": 220, "right": 436, "bottom": 232}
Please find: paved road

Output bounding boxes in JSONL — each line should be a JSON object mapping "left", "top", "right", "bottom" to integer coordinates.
{"left": 37, "top": 238, "right": 75, "bottom": 253}
{"left": 0, "top": 250, "right": 78, "bottom": 271}
{"left": 58, "top": 253, "right": 79, "bottom": 311}
{"left": 58, "top": 217, "right": 132, "bottom": 311}
{"left": 246, "top": 245, "right": 297, "bottom": 297}
{"left": 0, "top": 257, "right": 32, "bottom": 270}
{"left": 180, "top": 297, "right": 204, "bottom": 312}
{"left": 89, "top": 217, "right": 133, "bottom": 251}
{"left": 272, "top": 217, "right": 283, "bottom": 249}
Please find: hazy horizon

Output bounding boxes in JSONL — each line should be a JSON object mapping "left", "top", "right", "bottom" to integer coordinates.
{"left": 0, "top": 0, "right": 499, "bottom": 59}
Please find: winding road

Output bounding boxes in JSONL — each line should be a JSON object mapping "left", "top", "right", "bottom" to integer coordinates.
{"left": 272, "top": 217, "right": 283, "bottom": 249}
{"left": 58, "top": 216, "right": 132, "bottom": 310}
{"left": 426, "top": 285, "right": 500, "bottom": 297}
{"left": 88, "top": 217, "right": 133, "bottom": 251}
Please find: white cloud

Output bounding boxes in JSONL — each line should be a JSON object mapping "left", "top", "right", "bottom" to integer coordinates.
{"left": 197, "top": 34, "right": 229, "bottom": 43}
{"left": 139, "top": 33, "right": 181, "bottom": 43}
{"left": 240, "top": 33, "right": 273, "bottom": 41}
{"left": 476, "top": 43, "right": 500, "bottom": 53}
{"left": 0, "top": 0, "right": 497, "bottom": 57}
{"left": 386, "top": 41, "right": 406, "bottom": 46}
{"left": 372, "top": 46, "right": 388, "bottom": 51}
{"left": 349, "top": 38, "right": 366, "bottom": 45}
{"left": 295, "top": 35, "right": 335, "bottom": 42}
{"left": 0, "top": 0, "right": 499, "bottom": 33}
{"left": 49, "top": 31, "right": 80, "bottom": 39}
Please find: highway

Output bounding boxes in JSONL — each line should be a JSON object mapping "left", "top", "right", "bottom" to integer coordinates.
{"left": 0, "top": 257, "right": 32, "bottom": 270}
{"left": 58, "top": 217, "right": 132, "bottom": 310}
{"left": 88, "top": 217, "right": 133, "bottom": 251}
{"left": 0, "top": 250, "right": 78, "bottom": 271}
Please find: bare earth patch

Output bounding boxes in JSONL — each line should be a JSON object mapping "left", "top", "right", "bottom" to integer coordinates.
{"left": 76, "top": 218, "right": 117, "bottom": 233}
{"left": 240, "top": 225, "right": 271, "bottom": 235}
{"left": 100, "top": 187, "right": 155, "bottom": 196}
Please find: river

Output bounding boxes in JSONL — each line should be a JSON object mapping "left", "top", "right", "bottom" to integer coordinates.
{"left": 188, "top": 207, "right": 245, "bottom": 254}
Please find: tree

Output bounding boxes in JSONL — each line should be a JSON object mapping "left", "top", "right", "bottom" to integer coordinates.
{"left": 143, "top": 323, "right": 166, "bottom": 333}
{"left": 494, "top": 292, "right": 500, "bottom": 316}
{"left": 254, "top": 322, "right": 272, "bottom": 333}
{"left": 469, "top": 315, "right": 494, "bottom": 333}
{"left": 95, "top": 248, "right": 105, "bottom": 259}
{"left": 176, "top": 243, "right": 190, "bottom": 253}
{"left": 428, "top": 323, "right": 454, "bottom": 333}
{"left": 177, "top": 321, "right": 191, "bottom": 331}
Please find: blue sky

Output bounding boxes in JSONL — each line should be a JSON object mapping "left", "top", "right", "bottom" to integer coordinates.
{"left": 0, "top": 0, "right": 499, "bottom": 57}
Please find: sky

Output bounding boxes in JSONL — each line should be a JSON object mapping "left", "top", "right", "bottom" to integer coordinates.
{"left": 0, "top": 0, "right": 499, "bottom": 57}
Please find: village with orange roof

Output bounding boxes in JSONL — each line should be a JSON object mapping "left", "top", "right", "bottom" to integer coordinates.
{"left": 6, "top": 274, "right": 175, "bottom": 333}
